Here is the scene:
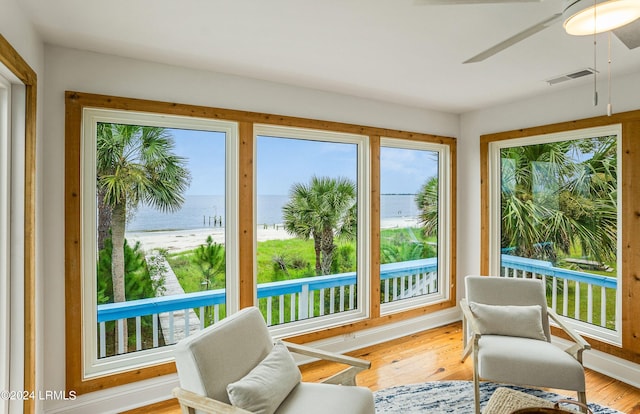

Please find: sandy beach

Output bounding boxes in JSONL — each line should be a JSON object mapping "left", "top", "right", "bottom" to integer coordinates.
{"left": 126, "top": 217, "right": 419, "bottom": 253}
{"left": 126, "top": 225, "right": 293, "bottom": 253}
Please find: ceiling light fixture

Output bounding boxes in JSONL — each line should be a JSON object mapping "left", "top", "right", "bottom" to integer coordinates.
{"left": 563, "top": 0, "right": 640, "bottom": 35}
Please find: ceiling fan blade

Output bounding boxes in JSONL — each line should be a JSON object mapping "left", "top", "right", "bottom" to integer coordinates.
{"left": 464, "top": 13, "right": 562, "bottom": 63}
{"left": 415, "top": 0, "right": 542, "bottom": 4}
{"left": 613, "top": 18, "right": 640, "bottom": 49}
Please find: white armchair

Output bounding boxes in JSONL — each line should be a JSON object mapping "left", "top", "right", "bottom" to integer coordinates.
{"left": 173, "top": 306, "right": 375, "bottom": 414}
{"left": 461, "top": 275, "right": 591, "bottom": 414}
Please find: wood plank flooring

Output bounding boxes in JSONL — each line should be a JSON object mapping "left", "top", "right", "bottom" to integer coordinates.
{"left": 122, "top": 322, "right": 640, "bottom": 414}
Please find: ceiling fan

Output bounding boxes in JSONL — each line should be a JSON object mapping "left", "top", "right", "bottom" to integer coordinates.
{"left": 416, "top": 0, "right": 640, "bottom": 63}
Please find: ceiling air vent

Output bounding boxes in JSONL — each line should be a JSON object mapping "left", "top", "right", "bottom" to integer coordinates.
{"left": 545, "top": 68, "right": 597, "bottom": 86}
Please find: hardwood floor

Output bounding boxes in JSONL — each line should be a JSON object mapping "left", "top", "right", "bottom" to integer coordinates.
{"left": 123, "top": 322, "right": 640, "bottom": 414}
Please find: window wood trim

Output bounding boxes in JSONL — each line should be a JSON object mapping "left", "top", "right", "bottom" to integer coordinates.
{"left": 480, "top": 109, "right": 640, "bottom": 362}
{"left": 0, "top": 34, "right": 37, "bottom": 414}
{"left": 65, "top": 91, "right": 457, "bottom": 393}
{"left": 369, "top": 135, "right": 382, "bottom": 320}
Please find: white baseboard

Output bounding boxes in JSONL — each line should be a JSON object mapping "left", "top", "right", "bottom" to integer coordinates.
{"left": 43, "top": 374, "right": 180, "bottom": 414}
{"left": 43, "top": 308, "right": 639, "bottom": 413}
{"left": 552, "top": 337, "right": 640, "bottom": 389}
{"left": 569, "top": 341, "right": 640, "bottom": 389}
{"left": 585, "top": 349, "right": 640, "bottom": 389}
{"left": 308, "top": 307, "right": 462, "bottom": 355}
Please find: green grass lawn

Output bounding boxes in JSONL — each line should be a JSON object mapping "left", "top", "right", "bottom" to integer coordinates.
{"left": 256, "top": 238, "right": 318, "bottom": 283}
{"left": 168, "top": 227, "right": 432, "bottom": 293}
{"left": 168, "top": 237, "right": 357, "bottom": 291}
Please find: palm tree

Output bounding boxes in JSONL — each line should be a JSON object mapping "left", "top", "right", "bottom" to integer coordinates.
{"left": 97, "top": 123, "right": 190, "bottom": 309}
{"left": 282, "top": 176, "right": 357, "bottom": 275}
{"left": 500, "top": 136, "right": 617, "bottom": 264}
{"left": 563, "top": 136, "right": 618, "bottom": 262}
{"left": 381, "top": 236, "right": 431, "bottom": 264}
{"left": 415, "top": 176, "right": 438, "bottom": 238}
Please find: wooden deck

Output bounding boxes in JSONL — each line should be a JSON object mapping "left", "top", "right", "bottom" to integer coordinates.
{"left": 148, "top": 253, "right": 201, "bottom": 343}
{"left": 122, "top": 321, "right": 640, "bottom": 414}
{"left": 563, "top": 258, "right": 614, "bottom": 272}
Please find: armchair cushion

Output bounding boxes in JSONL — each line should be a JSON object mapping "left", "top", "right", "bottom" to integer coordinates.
{"left": 478, "top": 335, "right": 586, "bottom": 391}
{"left": 469, "top": 301, "right": 547, "bottom": 341}
{"left": 227, "top": 341, "right": 302, "bottom": 414}
{"left": 277, "top": 382, "right": 375, "bottom": 414}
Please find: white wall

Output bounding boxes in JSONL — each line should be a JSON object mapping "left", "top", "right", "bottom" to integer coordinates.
{"left": 41, "top": 45, "right": 460, "bottom": 413}
{"left": 1, "top": 0, "right": 43, "bottom": 68}
{"left": 0, "top": 0, "right": 45, "bottom": 413}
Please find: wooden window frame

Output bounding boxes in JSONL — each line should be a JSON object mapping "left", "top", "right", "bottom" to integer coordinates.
{"left": 0, "top": 35, "right": 37, "bottom": 414}
{"left": 65, "top": 91, "right": 457, "bottom": 393}
{"left": 480, "top": 109, "right": 640, "bottom": 362}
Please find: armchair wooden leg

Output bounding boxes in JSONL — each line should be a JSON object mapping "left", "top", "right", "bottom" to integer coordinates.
{"left": 578, "top": 391, "right": 588, "bottom": 413}
{"left": 473, "top": 349, "right": 480, "bottom": 414}
{"left": 473, "top": 373, "right": 480, "bottom": 414}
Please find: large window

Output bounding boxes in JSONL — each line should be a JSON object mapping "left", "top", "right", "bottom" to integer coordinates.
{"left": 80, "top": 108, "right": 238, "bottom": 378}
{"left": 486, "top": 125, "right": 622, "bottom": 346}
{"left": 65, "top": 92, "right": 457, "bottom": 393}
{"left": 255, "top": 125, "right": 368, "bottom": 335}
{"left": 379, "top": 138, "right": 451, "bottom": 313}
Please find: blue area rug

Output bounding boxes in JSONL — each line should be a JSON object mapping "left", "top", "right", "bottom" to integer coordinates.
{"left": 374, "top": 381, "right": 621, "bottom": 413}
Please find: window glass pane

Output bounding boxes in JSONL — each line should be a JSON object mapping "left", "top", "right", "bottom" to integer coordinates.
{"left": 96, "top": 124, "right": 227, "bottom": 357}
{"left": 380, "top": 146, "right": 439, "bottom": 305}
{"left": 499, "top": 135, "right": 618, "bottom": 331}
{"left": 256, "top": 135, "right": 358, "bottom": 326}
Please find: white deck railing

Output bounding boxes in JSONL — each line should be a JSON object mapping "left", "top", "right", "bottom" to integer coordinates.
{"left": 97, "top": 258, "right": 438, "bottom": 356}
{"left": 96, "top": 255, "right": 617, "bottom": 356}
{"left": 501, "top": 254, "right": 617, "bottom": 328}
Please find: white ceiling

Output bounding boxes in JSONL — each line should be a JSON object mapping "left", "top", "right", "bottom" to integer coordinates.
{"left": 18, "top": 0, "right": 640, "bottom": 113}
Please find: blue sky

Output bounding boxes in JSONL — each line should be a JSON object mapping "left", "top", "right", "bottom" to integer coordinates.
{"left": 170, "top": 128, "right": 226, "bottom": 196}
{"left": 380, "top": 146, "right": 438, "bottom": 194}
{"left": 170, "top": 128, "right": 439, "bottom": 195}
{"left": 256, "top": 136, "right": 358, "bottom": 195}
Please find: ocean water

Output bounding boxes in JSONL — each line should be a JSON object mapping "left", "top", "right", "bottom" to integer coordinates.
{"left": 126, "top": 194, "right": 420, "bottom": 232}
